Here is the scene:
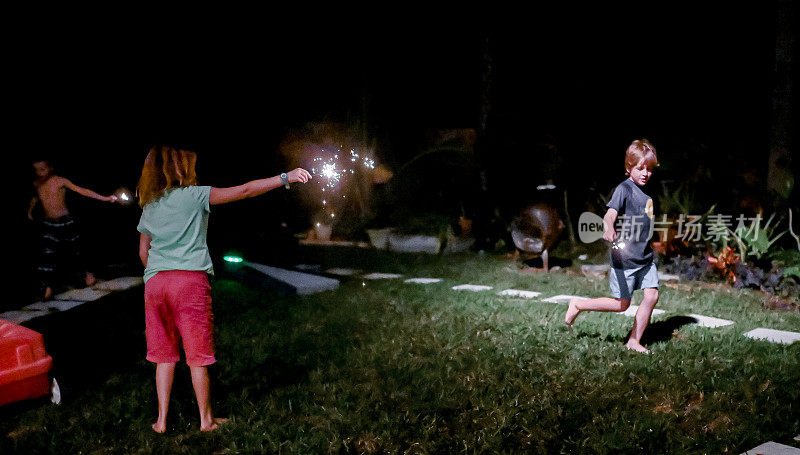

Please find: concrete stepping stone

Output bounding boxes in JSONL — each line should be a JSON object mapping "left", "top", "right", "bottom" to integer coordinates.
{"left": 295, "top": 264, "right": 321, "bottom": 272}
{"left": 743, "top": 328, "right": 800, "bottom": 345}
{"left": 93, "top": 276, "right": 143, "bottom": 291}
{"left": 621, "top": 305, "right": 666, "bottom": 317}
{"left": 687, "top": 313, "right": 735, "bottom": 328}
{"left": 741, "top": 441, "right": 800, "bottom": 454}
{"left": 54, "top": 287, "right": 111, "bottom": 302}
{"left": 245, "top": 262, "right": 339, "bottom": 295}
{"left": 795, "top": 435, "right": 800, "bottom": 442}
{"left": 23, "top": 300, "right": 86, "bottom": 312}
{"left": 541, "top": 295, "right": 587, "bottom": 304}
{"left": 404, "top": 278, "right": 442, "bottom": 284}
{"left": 324, "top": 267, "right": 361, "bottom": 276}
{"left": 362, "top": 272, "right": 403, "bottom": 280}
{"left": 498, "top": 289, "right": 541, "bottom": 299}
{"left": 0, "top": 309, "right": 49, "bottom": 324}
{"left": 451, "top": 284, "right": 493, "bottom": 292}
{"left": 658, "top": 272, "right": 680, "bottom": 281}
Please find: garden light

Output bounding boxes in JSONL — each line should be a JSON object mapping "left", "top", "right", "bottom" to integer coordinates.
{"left": 223, "top": 255, "right": 243, "bottom": 263}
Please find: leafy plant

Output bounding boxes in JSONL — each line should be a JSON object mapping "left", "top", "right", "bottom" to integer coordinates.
{"left": 727, "top": 213, "right": 786, "bottom": 263}
{"left": 657, "top": 181, "right": 699, "bottom": 216}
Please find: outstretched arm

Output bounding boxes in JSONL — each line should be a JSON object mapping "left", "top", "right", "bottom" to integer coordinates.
{"left": 209, "top": 168, "right": 311, "bottom": 205}
{"left": 62, "top": 178, "right": 117, "bottom": 202}
{"left": 139, "top": 233, "right": 151, "bottom": 267}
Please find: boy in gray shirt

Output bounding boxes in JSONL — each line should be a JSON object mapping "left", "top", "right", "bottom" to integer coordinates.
{"left": 565, "top": 139, "right": 660, "bottom": 354}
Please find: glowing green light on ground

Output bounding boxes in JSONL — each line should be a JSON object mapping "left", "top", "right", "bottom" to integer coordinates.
{"left": 223, "top": 255, "right": 244, "bottom": 263}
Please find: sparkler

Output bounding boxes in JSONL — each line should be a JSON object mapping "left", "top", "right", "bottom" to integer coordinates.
{"left": 309, "top": 146, "right": 377, "bottom": 222}
{"left": 114, "top": 187, "right": 133, "bottom": 205}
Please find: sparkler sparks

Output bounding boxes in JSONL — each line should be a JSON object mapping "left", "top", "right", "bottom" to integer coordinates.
{"left": 309, "top": 146, "right": 377, "bottom": 224}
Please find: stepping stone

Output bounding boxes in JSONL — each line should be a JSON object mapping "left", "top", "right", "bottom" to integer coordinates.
{"left": 93, "top": 276, "right": 143, "bottom": 291}
{"left": 404, "top": 278, "right": 442, "bottom": 284}
{"left": 743, "top": 328, "right": 800, "bottom": 345}
{"left": 324, "top": 268, "right": 361, "bottom": 276}
{"left": 23, "top": 300, "right": 86, "bottom": 312}
{"left": 658, "top": 272, "right": 680, "bottom": 281}
{"left": 451, "top": 284, "right": 493, "bottom": 292}
{"left": 0, "top": 309, "right": 49, "bottom": 324}
{"left": 498, "top": 289, "right": 541, "bottom": 299}
{"left": 244, "top": 262, "right": 339, "bottom": 295}
{"left": 54, "top": 288, "right": 111, "bottom": 302}
{"left": 542, "top": 295, "right": 587, "bottom": 304}
{"left": 687, "top": 313, "right": 735, "bottom": 328}
{"left": 795, "top": 435, "right": 800, "bottom": 442}
{"left": 362, "top": 272, "right": 403, "bottom": 280}
{"left": 295, "top": 264, "right": 321, "bottom": 272}
{"left": 740, "top": 441, "right": 800, "bottom": 454}
{"left": 621, "top": 305, "right": 667, "bottom": 317}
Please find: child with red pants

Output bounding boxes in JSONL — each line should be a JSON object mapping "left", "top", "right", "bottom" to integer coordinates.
{"left": 136, "top": 145, "right": 310, "bottom": 432}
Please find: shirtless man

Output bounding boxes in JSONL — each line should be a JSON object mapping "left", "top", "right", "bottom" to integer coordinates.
{"left": 28, "top": 159, "right": 117, "bottom": 300}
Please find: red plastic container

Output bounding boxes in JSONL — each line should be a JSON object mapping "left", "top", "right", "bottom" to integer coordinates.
{"left": 0, "top": 319, "right": 53, "bottom": 406}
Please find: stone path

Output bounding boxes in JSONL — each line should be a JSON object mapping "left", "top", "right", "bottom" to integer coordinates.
{"left": 451, "top": 284, "right": 493, "bottom": 292}
{"left": 245, "top": 262, "right": 339, "bottom": 295}
{"left": 6, "top": 266, "right": 797, "bottom": 348}
{"left": 0, "top": 276, "right": 143, "bottom": 324}
{"left": 362, "top": 273, "right": 404, "bottom": 280}
{"left": 404, "top": 278, "right": 442, "bottom": 284}
{"left": 741, "top": 441, "right": 800, "bottom": 454}
{"left": 743, "top": 328, "right": 800, "bottom": 345}
{"left": 498, "top": 289, "right": 541, "bottom": 299}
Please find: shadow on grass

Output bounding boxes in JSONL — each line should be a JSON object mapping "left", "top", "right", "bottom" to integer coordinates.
{"left": 576, "top": 315, "right": 698, "bottom": 347}
{"left": 631, "top": 315, "right": 697, "bottom": 346}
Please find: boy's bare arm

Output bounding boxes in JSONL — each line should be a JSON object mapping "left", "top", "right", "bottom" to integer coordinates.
{"left": 139, "top": 233, "right": 151, "bottom": 267}
{"left": 27, "top": 196, "right": 38, "bottom": 220}
{"left": 62, "top": 177, "right": 117, "bottom": 202}
{"left": 603, "top": 208, "right": 618, "bottom": 242}
{"left": 209, "top": 168, "right": 311, "bottom": 205}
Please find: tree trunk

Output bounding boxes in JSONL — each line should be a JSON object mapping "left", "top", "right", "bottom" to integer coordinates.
{"left": 767, "top": 0, "right": 795, "bottom": 202}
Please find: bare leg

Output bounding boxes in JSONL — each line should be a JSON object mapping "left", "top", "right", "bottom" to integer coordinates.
{"left": 43, "top": 286, "right": 53, "bottom": 301}
{"left": 153, "top": 363, "right": 175, "bottom": 433}
{"left": 565, "top": 297, "right": 631, "bottom": 326}
{"left": 85, "top": 272, "right": 96, "bottom": 287}
{"left": 189, "top": 366, "right": 226, "bottom": 431}
{"left": 626, "top": 288, "right": 659, "bottom": 354}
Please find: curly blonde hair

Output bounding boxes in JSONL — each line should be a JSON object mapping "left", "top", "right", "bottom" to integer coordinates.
{"left": 624, "top": 139, "right": 658, "bottom": 175}
{"left": 137, "top": 145, "right": 198, "bottom": 207}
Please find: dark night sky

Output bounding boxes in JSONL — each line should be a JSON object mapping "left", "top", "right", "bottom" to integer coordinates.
{"left": 10, "top": 6, "right": 791, "bottom": 278}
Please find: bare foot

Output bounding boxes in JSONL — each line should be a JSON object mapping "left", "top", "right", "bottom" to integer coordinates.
{"left": 200, "top": 417, "right": 228, "bottom": 432}
{"left": 626, "top": 339, "right": 650, "bottom": 354}
{"left": 152, "top": 421, "right": 166, "bottom": 433}
{"left": 85, "top": 272, "right": 96, "bottom": 287}
{"left": 42, "top": 287, "right": 53, "bottom": 301}
{"left": 564, "top": 298, "right": 582, "bottom": 326}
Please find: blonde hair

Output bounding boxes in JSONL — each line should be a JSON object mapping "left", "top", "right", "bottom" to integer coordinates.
{"left": 137, "top": 145, "right": 198, "bottom": 207}
{"left": 624, "top": 139, "right": 658, "bottom": 175}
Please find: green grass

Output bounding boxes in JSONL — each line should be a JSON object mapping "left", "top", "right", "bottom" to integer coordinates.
{"left": 2, "top": 251, "right": 799, "bottom": 453}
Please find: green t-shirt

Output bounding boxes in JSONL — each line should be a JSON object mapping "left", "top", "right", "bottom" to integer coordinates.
{"left": 137, "top": 186, "right": 214, "bottom": 283}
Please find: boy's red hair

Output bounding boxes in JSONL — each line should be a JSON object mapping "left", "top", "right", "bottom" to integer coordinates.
{"left": 624, "top": 139, "right": 658, "bottom": 175}
{"left": 137, "top": 145, "right": 198, "bottom": 207}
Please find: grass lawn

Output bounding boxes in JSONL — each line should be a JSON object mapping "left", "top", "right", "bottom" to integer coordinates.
{"left": 2, "top": 249, "right": 799, "bottom": 453}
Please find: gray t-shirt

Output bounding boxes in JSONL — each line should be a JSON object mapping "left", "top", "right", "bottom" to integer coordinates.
{"left": 606, "top": 179, "right": 655, "bottom": 269}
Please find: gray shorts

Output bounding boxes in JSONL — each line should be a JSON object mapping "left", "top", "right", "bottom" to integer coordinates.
{"left": 609, "top": 262, "right": 659, "bottom": 300}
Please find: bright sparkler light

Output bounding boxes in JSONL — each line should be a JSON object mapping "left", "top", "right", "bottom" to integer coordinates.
{"left": 309, "top": 146, "right": 377, "bottom": 222}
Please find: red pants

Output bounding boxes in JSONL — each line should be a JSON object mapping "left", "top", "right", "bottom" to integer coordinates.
{"left": 144, "top": 271, "right": 215, "bottom": 366}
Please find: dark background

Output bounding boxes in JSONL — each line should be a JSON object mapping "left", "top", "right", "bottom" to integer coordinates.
{"left": 9, "top": 6, "right": 795, "bottom": 300}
